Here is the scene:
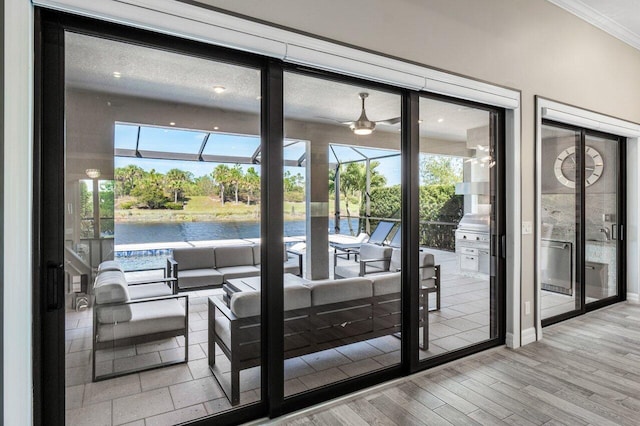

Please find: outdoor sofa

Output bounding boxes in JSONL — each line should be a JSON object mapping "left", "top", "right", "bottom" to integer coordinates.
{"left": 92, "top": 261, "right": 188, "bottom": 381}
{"left": 168, "top": 244, "right": 301, "bottom": 291}
{"left": 334, "top": 244, "right": 441, "bottom": 311}
{"left": 208, "top": 266, "right": 437, "bottom": 405}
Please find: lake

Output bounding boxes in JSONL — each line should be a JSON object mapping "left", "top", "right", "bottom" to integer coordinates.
{"left": 115, "top": 218, "right": 363, "bottom": 245}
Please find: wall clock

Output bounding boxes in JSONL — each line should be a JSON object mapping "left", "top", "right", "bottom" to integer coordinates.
{"left": 553, "top": 145, "right": 604, "bottom": 188}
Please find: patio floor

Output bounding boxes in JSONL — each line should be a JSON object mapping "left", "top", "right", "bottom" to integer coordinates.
{"left": 65, "top": 247, "right": 490, "bottom": 425}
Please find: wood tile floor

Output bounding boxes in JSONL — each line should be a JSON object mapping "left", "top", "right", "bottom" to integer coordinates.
{"left": 269, "top": 302, "right": 640, "bottom": 426}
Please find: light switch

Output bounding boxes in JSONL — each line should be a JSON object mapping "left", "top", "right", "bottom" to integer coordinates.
{"left": 522, "top": 221, "right": 532, "bottom": 235}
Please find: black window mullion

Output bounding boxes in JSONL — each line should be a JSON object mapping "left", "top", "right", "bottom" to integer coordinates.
{"left": 402, "top": 91, "right": 420, "bottom": 373}
{"left": 578, "top": 129, "right": 586, "bottom": 313}
{"left": 261, "top": 59, "right": 284, "bottom": 418}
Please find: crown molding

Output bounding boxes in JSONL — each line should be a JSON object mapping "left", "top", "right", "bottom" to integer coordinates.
{"left": 548, "top": 0, "right": 640, "bottom": 51}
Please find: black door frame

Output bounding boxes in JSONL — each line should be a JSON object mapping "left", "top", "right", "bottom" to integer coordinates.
{"left": 414, "top": 93, "right": 507, "bottom": 369}
{"left": 34, "top": 8, "right": 508, "bottom": 425}
{"left": 540, "top": 118, "right": 626, "bottom": 327}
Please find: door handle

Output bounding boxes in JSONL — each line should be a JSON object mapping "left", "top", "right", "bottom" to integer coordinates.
{"left": 46, "top": 261, "right": 64, "bottom": 311}
{"left": 620, "top": 224, "right": 624, "bottom": 241}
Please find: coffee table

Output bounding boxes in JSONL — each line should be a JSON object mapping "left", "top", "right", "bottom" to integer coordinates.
{"left": 222, "top": 273, "right": 309, "bottom": 307}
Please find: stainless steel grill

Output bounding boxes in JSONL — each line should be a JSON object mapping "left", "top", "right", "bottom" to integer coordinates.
{"left": 455, "top": 214, "right": 490, "bottom": 275}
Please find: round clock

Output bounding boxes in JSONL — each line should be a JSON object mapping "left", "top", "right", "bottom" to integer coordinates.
{"left": 553, "top": 145, "right": 604, "bottom": 188}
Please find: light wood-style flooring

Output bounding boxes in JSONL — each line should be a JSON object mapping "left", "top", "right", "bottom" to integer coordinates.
{"left": 269, "top": 302, "right": 640, "bottom": 426}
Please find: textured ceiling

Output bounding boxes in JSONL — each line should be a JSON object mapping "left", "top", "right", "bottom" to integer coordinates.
{"left": 65, "top": 32, "right": 489, "bottom": 141}
{"left": 549, "top": 0, "right": 640, "bottom": 51}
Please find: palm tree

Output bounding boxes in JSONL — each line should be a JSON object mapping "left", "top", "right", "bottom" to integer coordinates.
{"left": 244, "top": 167, "right": 260, "bottom": 205}
{"left": 114, "top": 164, "right": 144, "bottom": 197}
{"left": 228, "top": 164, "right": 244, "bottom": 204}
{"left": 338, "top": 161, "right": 387, "bottom": 234}
{"left": 165, "top": 168, "right": 193, "bottom": 203}
{"left": 211, "top": 164, "right": 230, "bottom": 205}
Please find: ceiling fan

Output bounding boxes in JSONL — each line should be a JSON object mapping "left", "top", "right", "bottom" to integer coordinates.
{"left": 324, "top": 92, "right": 401, "bottom": 135}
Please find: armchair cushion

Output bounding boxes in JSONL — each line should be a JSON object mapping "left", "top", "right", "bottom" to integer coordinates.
{"left": 97, "top": 299, "right": 185, "bottom": 342}
{"left": 419, "top": 252, "right": 436, "bottom": 280}
{"left": 389, "top": 249, "right": 401, "bottom": 272}
{"left": 358, "top": 243, "right": 392, "bottom": 270}
{"left": 172, "top": 247, "right": 215, "bottom": 270}
{"left": 94, "top": 270, "right": 132, "bottom": 324}
{"left": 97, "top": 260, "right": 123, "bottom": 273}
{"left": 128, "top": 283, "right": 174, "bottom": 299}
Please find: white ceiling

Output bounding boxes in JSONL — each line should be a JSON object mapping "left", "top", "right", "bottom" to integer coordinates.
{"left": 65, "top": 32, "right": 489, "bottom": 142}
{"left": 548, "top": 0, "right": 640, "bottom": 51}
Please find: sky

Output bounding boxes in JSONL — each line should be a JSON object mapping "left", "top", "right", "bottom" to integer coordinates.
{"left": 114, "top": 123, "right": 404, "bottom": 185}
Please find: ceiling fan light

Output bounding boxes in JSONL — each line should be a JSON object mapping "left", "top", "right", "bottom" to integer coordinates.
{"left": 353, "top": 127, "right": 373, "bottom": 135}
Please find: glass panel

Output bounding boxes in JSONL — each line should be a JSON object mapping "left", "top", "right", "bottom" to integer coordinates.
{"left": 137, "top": 126, "right": 207, "bottom": 153}
{"left": 114, "top": 123, "right": 139, "bottom": 150}
{"left": 201, "top": 133, "right": 260, "bottom": 158}
{"left": 540, "top": 124, "right": 581, "bottom": 320}
{"left": 284, "top": 72, "right": 401, "bottom": 397}
{"left": 584, "top": 134, "right": 619, "bottom": 302}
{"left": 418, "top": 97, "right": 495, "bottom": 360}
{"left": 64, "top": 31, "right": 262, "bottom": 424}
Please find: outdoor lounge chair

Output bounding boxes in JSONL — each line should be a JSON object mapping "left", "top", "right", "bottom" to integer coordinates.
{"left": 330, "top": 220, "right": 396, "bottom": 260}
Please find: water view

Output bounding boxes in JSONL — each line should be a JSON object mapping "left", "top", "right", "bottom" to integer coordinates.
{"left": 115, "top": 218, "right": 362, "bottom": 245}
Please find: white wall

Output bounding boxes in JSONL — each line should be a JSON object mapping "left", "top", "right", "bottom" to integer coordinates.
{"left": 3, "top": 0, "right": 33, "bottom": 424}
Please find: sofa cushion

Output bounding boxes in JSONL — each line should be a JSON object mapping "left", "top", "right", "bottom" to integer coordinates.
{"left": 172, "top": 247, "right": 215, "bottom": 270}
{"left": 215, "top": 245, "right": 254, "bottom": 268}
{"left": 229, "top": 284, "right": 311, "bottom": 318}
{"left": 370, "top": 272, "right": 401, "bottom": 296}
{"left": 97, "top": 299, "right": 185, "bottom": 342}
{"left": 308, "top": 277, "right": 372, "bottom": 305}
{"left": 358, "top": 243, "right": 392, "bottom": 270}
{"left": 218, "top": 265, "right": 261, "bottom": 281}
{"left": 98, "top": 260, "right": 123, "bottom": 273}
{"left": 178, "top": 269, "right": 224, "bottom": 288}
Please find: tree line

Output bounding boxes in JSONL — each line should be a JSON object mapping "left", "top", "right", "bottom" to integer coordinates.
{"left": 115, "top": 164, "right": 304, "bottom": 209}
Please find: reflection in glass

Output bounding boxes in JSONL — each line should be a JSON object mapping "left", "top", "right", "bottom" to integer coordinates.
{"left": 64, "top": 31, "right": 262, "bottom": 424}
{"left": 584, "top": 134, "right": 619, "bottom": 303}
{"left": 284, "top": 72, "right": 401, "bottom": 397}
{"left": 418, "top": 97, "right": 495, "bottom": 360}
{"left": 540, "top": 124, "right": 581, "bottom": 320}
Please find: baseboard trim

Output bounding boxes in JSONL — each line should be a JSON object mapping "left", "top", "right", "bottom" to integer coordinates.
{"left": 627, "top": 293, "right": 639, "bottom": 304}
{"left": 505, "top": 332, "right": 517, "bottom": 349}
{"left": 521, "top": 327, "right": 537, "bottom": 345}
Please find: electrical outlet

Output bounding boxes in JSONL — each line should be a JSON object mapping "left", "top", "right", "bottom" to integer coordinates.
{"left": 522, "top": 221, "right": 532, "bottom": 235}
{"left": 525, "top": 301, "right": 531, "bottom": 315}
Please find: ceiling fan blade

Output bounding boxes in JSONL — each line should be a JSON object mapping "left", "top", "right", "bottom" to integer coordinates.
{"left": 375, "top": 116, "right": 401, "bottom": 126}
{"left": 316, "top": 116, "right": 354, "bottom": 125}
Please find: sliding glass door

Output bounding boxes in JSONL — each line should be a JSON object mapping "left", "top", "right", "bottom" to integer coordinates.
{"left": 417, "top": 95, "right": 504, "bottom": 362}
{"left": 36, "top": 10, "right": 506, "bottom": 425}
{"left": 540, "top": 121, "right": 625, "bottom": 326}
